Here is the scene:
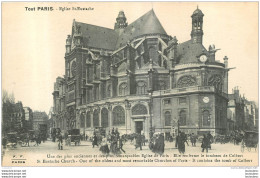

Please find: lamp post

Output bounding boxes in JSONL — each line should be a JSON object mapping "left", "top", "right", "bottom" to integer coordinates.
{"left": 148, "top": 90, "right": 153, "bottom": 139}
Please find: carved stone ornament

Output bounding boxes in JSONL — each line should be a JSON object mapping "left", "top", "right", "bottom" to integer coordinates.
{"left": 177, "top": 75, "right": 197, "bottom": 88}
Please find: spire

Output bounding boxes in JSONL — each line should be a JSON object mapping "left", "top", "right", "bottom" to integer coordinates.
{"left": 114, "top": 11, "right": 128, "bottom": 30}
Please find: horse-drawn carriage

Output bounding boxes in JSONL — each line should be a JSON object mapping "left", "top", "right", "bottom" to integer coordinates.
{"left": 241, "top": 131, "right": 258, "bottom": 152}
{"left": 67, "top": 129, "right": 81, "bottom": 146}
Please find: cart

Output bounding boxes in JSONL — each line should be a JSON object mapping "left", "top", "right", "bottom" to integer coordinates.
{"left": 241, "top": 131, "right": 258, "bottom": 152}
{"left": 67, "top": 129, "right": 81, "bottom": 146}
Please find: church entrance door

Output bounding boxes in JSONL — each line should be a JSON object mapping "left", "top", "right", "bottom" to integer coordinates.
{"left": 135, "top": 121, "right": 143, "bottom": 134}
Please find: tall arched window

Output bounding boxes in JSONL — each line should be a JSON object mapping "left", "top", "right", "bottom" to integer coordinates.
{"left": 136, "top": 81, "right": 147, "bottom": 95}
{"left": 113, "top": 106, "right": 125, "bottom": 126}
{"left": 179, "top": 110, "right": 186, "bottom": 126}
{"left": 101, "top": 108, "right": 109, "bottom": 127}
{"left": 165, "top": 111, "right": 171, "bottom": 126}
{"left": 202, "top": 110, "right": 210, "bottom": 126}
{"left": 86, "top": 112, "right": 91, "bottom": 128}
{"left": 132, "top": 104, "right": 148, "bottom": 115}
{"left": 93, "top": 110, "right": 99, "bottom": 127}
{"left": 119, "top": 82, "right": 127, "bottom": 96}
{"left": 80, "top": 113, "right": 85, "bottom": 128}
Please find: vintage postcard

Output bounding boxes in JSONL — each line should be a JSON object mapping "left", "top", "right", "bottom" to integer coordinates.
{"left": 1, "top": 2, "right": 258, "bottom": 167}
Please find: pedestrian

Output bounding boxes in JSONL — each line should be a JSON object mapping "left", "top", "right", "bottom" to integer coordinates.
{"left": 58, "top": 134, "right": 63, "bottom": 150}
{"left": 100, "top": 137, "right": 110, "bottom": 154}
{"left": 207, "top": 133, "right": 213, "bottom": 150}
{"left": 201, "top": 134, "right": 209, "bottom": 153}
{"left": 152, "top": 134, "right": 159, "bottom": 153}
{"left": 157, "top": 134, "right": 165, "bottom": 155}
{"left": 92, "top": 134, "right": 98, "bottom": 148}
{"left": 135, "top": 133, "right": 142, "bottom": 150}
{"left": 176, "top": 132, "right": 186, "bottom": 154}
{"left": 119, "top": 136, "right": 126, "bottom": 153}
{"left": 142, "top": 133, "right": 146, "bottom": 146}
{"left": 190, "top": 133, "right": 197, "bottom": 146}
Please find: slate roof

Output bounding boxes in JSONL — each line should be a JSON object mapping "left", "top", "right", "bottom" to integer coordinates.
{"left": 75, "top": 21, "right": 118, "bottom": 51}
{"left": 74, "top": 9, "right": 167, "bottom": 51}
{"left": 176, "top": 40, "right": 209, "bottom": 64}
{"left": 115, "top": 9, "right": 167, "bottom": 48}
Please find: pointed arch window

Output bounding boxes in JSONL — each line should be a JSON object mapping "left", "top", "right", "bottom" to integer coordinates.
{"left": 119, "top": 82, "right": 127, "bottom": 96}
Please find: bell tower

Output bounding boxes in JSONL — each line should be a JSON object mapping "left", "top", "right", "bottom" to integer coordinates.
{"left": 191, "top": 6, "right": 204, "bottom": 44}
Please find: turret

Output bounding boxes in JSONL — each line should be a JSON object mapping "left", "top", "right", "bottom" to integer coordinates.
{"left": 191, "top": 6, "right": 204, "bottom": 44}
{"left": 114, "top": 11, "right": 128, "bottom": 34}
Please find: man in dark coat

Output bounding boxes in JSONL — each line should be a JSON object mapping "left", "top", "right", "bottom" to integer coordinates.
{"left": 201, "top": 134, "right": 209, "bottom": 153}
{"left": 176, "top": 132, "right": 186, "bottom": 154}
{"left": 135, "top": 134, "right": 142, "bottom": 150}
{"left": 207, "top": 133, "right": 213, "bottom": 150}
{"left": 92, "top": 134, "right": 98, "bottom": 148}
{"left": 157, "top": 134, "right": 165, "bottom": 155}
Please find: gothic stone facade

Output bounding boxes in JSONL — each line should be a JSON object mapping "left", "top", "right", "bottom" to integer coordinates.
{"left": 52, "top": 9, "right": 229, "bottom": 138}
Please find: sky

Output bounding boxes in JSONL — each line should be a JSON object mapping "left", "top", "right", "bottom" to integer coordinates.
{"left": 2, "top": 2, "right": 258, "bottom": 113}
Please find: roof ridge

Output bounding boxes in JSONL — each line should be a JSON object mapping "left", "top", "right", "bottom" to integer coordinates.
{"left": 75, "top": 21, "right": 115, "bottom": 31}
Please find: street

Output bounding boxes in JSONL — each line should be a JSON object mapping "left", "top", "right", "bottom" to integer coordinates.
{"left": 2, "top": 139, "right": 258, "bottom": 166}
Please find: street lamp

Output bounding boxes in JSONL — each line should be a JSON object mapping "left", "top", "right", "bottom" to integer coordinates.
{"left": 148, "top": 90, "right": 153, "bottom": 139}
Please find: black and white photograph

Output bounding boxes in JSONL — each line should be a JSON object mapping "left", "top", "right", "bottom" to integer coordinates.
{"left": 1, "top": 2, "right": 258, "bottom": 173}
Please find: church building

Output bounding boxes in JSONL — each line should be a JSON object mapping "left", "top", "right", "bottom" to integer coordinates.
{"left": 52, "top": 8, "right": 229, "bottom": 138}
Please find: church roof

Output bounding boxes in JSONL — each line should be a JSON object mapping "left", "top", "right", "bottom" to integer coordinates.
{"left": 74, "top": 9, "right": 167, "bottom": 51}
{"left": 177, "top": 40, "right": 209, "bottom": 64}
{"left": 116, "top": 9, "right": 167, "bottom": 48}
{"left": 75, "top": 21, "right": 118, "bottom": 51}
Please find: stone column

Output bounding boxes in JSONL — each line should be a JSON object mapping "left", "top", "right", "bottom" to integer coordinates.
{"left": 108, "top": 104, "right": 112, "bottom": 131}
{"left": 125, "top": 100, "right": 131, "bottom": 134}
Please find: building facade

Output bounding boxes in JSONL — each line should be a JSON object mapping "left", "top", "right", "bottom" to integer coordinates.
{"left": 53, "top": 8, "right": 229, "bottom": 138}
{"left": 32, "top": 111, "right": 48, "bottom": 131}
{"left": 227, "top": 87, "right": 258, "bottom": 132}
{"left": 23, "top": 107, "right": 33, "bottom": 131}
